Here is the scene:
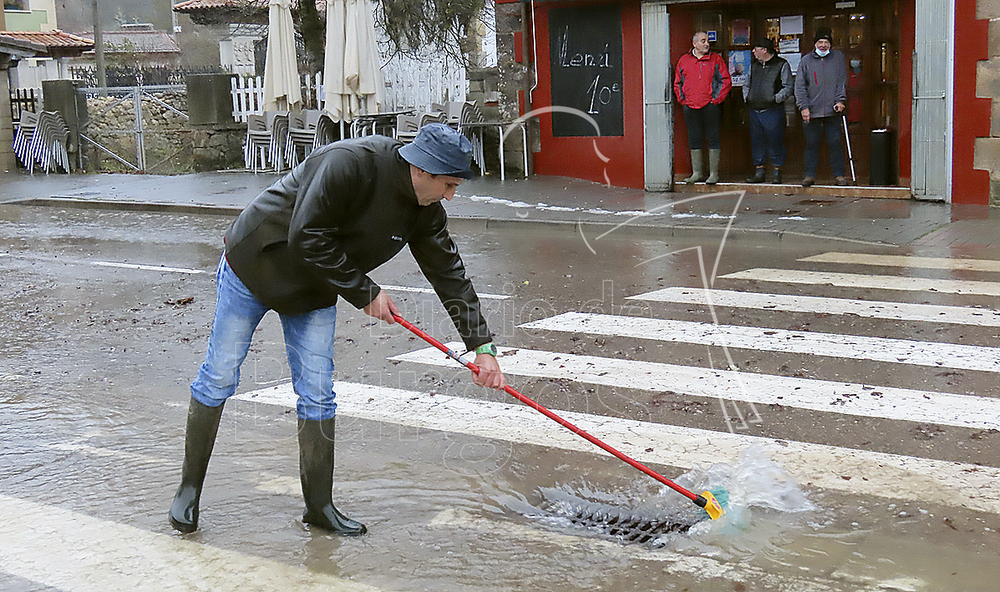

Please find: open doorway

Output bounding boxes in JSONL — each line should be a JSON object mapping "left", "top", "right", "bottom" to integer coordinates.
{"left": 672, "top": 0, "right": 904, "bottom": 186}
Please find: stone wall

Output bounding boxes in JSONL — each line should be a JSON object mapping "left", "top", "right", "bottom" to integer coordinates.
{"left": 81, "top": 88, "right": 244, "bottom": 174}
{"left": 492, "top": 1, "right": 535, "bottom": 176}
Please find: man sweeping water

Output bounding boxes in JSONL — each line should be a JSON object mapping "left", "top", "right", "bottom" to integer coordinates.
{"left": 168, "top": 124, "right": 505, "bottom": 535}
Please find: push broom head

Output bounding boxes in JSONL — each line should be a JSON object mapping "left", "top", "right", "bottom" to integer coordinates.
{"left": 698, "top": 490, "right": 727, "bottom": 520}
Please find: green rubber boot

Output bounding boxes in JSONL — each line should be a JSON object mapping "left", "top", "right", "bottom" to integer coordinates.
{"left": 298, "top": 417, "right": 367, "bottom": 536}
{"left": 169, "top": 397, "right": 225, "bottom": 533}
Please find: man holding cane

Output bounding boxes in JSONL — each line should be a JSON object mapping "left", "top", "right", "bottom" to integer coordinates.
{"left": 794, "top": 27, "right": 848, "bottom": 187}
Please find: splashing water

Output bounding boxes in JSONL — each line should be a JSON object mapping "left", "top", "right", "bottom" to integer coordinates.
{"left": 498, "top": 444, "right": 814, "bottom": 548}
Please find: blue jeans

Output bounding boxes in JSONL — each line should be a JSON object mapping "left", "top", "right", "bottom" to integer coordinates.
{"left": 803, "top": 116, "right": 845, "bottom": 177}
{"left": 749, "top": 107, "right": 786, "bottom": 167}
{"left": 191, "top": 256, "right": 339, "bottom": 420}
{"left": 682, "top": 103, "right": 721, "bottom": 150}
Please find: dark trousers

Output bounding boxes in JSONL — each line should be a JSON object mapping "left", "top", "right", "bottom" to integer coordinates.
{"left": 803, "top": 116, "right": 845, "bottom": 177}
{"left": 682, "top": 103, "right": 720, "bottom": 150}
{"left": 748, "top": 107, "right": 786, "bottom": 167}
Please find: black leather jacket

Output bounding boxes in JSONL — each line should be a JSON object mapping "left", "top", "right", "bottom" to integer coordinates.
{"left": 224, "top": 135, "right": 491, "bottom": 349}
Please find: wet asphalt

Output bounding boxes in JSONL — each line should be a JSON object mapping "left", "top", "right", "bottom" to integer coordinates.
{"left": 2, "top": 170, "right": 1000, "bottom": 591}
{"left": 3, "top": 169, "right": 1000, "bottom": 250}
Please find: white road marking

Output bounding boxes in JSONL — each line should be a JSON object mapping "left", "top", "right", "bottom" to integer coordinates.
{"left": 518, "top": 312, "right": 1000, "bottom": 373}
{"left": 381, "top": 284, "right": 509, "bottom": 300}
{"left": 719, "top": 268, "right": 1000, "bottom": 296}
{"left": 627, "top": 287, "right": 1000, "bottom": 327}
{"left": 91, "top": 261, "right": 207, "bottom": 274}
{"left": 0, "top": 494, "right": 382, "bottom": 592}
{"left": 0, "top": 253, "right": 507, "bottom": 297}
{"left": 235, "top": 381, "right": 1000, "bottom": 515}
{"left": 802, "top": 252, "right": 1000, "bottom": 273}
{"left": 0, "top": 252, "right": 207, "bottom": 274}
{"left": 390, "top": 344, "right": 1000, "bottom": 431}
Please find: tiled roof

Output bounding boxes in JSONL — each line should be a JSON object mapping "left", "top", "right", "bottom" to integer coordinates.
{"left": 0, "top": 29, "right": 94, "bottom": 49}
{"left": 173, "top": 0, "right": 323, "bottom": 13}
{"left": 173, "top": 0, "right": 266, "bottom": 11}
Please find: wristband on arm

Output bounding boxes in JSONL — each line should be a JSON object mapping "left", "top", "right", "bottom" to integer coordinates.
{"left": 474, "top": 343, "right": 498, "bottom": 357}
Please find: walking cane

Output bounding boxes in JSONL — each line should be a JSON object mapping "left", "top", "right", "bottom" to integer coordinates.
{"left": 842, "top": 114, "right": 857, "bottom": 184}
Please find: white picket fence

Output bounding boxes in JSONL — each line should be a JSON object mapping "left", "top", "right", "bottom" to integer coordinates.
{"left": 230, "top": 57, "right": 468, "bottom": 122}
{"left": 231, "top": 72, "right": 325, "bottom": 122}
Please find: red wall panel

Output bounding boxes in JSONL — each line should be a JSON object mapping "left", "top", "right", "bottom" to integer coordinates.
{"left": 530, "top": 1, "right": 646, "bottom": 189}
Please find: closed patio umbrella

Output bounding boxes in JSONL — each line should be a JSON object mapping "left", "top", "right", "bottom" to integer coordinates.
{"left": 263, "top": 0, "right": 302, "bottom": 112}
{"left": 324, "top": 0, "right": 382, "bottom": 126}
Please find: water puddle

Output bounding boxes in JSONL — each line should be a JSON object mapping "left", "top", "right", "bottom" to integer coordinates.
{"left": 498, "top": 444, "right": 813, "bottom": 548}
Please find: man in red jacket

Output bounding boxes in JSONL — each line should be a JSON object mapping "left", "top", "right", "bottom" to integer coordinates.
{"left": 674, "top": 31, "right": 732, "bottom": 185}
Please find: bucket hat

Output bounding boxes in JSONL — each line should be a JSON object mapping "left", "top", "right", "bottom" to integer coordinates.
{"left": 399, "top": 123, "right": 474, "bottom": 179}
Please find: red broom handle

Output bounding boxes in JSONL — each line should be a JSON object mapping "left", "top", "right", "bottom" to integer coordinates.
{"left": 391, "top": 313, "right": 702, "bottom": 504}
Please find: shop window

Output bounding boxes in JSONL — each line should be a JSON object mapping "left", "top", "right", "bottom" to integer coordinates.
{"left": 4, "top": 0, "right": 29, "bottom": 10}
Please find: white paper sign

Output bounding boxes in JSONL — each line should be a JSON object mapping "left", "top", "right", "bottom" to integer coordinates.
{"left": 780, "top": 15, "right": 804, "bottom": 36}
{"left": 782, "top": 52, "right": 802, "bottom": 74}
{"left": 778, "top": 38, "right": 800, "bottom": 53}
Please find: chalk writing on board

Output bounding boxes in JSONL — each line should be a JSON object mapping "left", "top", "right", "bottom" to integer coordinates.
{"left": 586, "top": 75, "right": 621, "bottom": 114}
{"left": 548, "top": 4, "right": 623, "bottom": 137}
{"left": 558, "top": 28, "right": 613, "bottom": 69}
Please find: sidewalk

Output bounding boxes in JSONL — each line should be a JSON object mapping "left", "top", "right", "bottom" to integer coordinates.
{"left": 2, "top": 170, "right": 999, "bottom": 250}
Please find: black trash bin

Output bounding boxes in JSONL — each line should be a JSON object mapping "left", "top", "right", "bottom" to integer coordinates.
{"left": 869, "top": 128, "right": 898, "bottom": 186}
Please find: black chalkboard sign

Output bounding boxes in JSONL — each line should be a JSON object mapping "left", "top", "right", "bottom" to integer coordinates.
{"left": 548, "top": 5, "right": 624, "bottom": 137}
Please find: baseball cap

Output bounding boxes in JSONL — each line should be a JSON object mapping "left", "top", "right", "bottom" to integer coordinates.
{"left": 752, "top": 38, "right": 775, "bottom": 54}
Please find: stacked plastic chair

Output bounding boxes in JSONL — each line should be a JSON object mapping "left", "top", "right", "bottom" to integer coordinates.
{"left": 12, "top": 111, "right": 39, "bottom": 169}
{"left": 268, "top": 111, "right": 289, "bottom": 171}
{"left": 396, "top": 111, "right": 448, "bottom": 144}
{"left": 457, "top": 101, "right": 486, "bottom": 173}
{"left": 314, "top": 113, "right": 339, "bottom": 147}
{"left": 244, "top": 113, "right": 269, "bottom": 171}
{"left": 17, "top": 111, "right": 71, "bottom": 174}
{"left": 243, "top": 111, "right": 289, "bottom": 172}
{"left": 284, "top": 109, "right": 322, "bottom": 168}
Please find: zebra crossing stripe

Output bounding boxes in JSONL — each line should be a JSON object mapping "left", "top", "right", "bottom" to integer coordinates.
{"left": 518, "top": 312, "right": 1000, "bottom": 373}
{"left": 718, "top": 268, "right": 1000, "bottom": 296}
{"left": 235, "top": 381, "right": 1000, "bottom": 515}
{"left": 389, "top": 344, "right": 1000, "bottom": 431}
{"left": 0, "top": 493, "right": 382, "bottom": 592}
{"left": 626, "top": 287, "right": 1000, "bottom": 327}
{"left": 382, "top": 284, "right": 510, "bottom": 300}
{"left": 801, "top": 252, "right": 1000, "bottom": 273}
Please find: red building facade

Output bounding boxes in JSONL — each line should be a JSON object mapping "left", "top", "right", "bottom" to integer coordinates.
{"left": 495, "top": 0, "right": 993, "bottom": 205}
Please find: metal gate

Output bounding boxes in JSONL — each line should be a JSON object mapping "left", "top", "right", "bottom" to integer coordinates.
{"left": 78, "top": 85, "right": 190, "bottom": 173}
{"left": 641, "top": 2, "right": 673, "bottom": 192}
{"left": 911, "top": 0, "right": 952, "bottom": 201}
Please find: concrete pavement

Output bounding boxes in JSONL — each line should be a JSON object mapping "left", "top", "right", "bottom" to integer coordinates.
{"left": 2, "top": 170, "right": 999, "bottom": 250}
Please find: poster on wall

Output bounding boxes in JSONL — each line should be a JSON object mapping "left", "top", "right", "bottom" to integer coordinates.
{"left": 731, "top": 19, "right": 751, "bottom": 45}
{"left": 548, "top": 5, "right": 624, "bottom": 137}
{"left": 729, "top": 50, "right": 751, "bottom": 86}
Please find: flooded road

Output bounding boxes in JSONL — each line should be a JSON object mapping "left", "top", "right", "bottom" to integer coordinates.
{"left": 1, "top": 204, "right": 998, "bottom": 591}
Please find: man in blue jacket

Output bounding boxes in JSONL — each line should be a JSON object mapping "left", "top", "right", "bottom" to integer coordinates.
{"left": 794, "top": 27, "right": 848, "bottom": 187}
{"left": 168, "top": 124, "right": 505, "bottom": 537}
{"left": 743, "top": 37, "right": 793, "bottom": 184}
